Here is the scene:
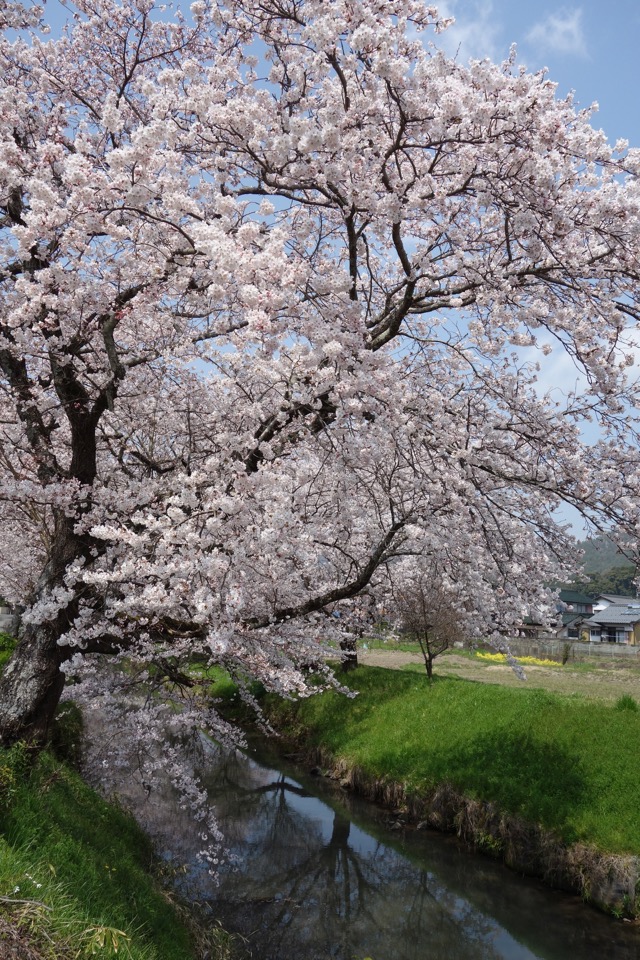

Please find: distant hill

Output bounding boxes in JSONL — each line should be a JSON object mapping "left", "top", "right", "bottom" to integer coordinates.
{"left": 578, "top": 534, "right": 634, "bottom": 576}
{"left": 558, "top": 534, "right": 637, "bottom": 599}
{"left": 553, "top": 534, "right": 637, "bottom": 598}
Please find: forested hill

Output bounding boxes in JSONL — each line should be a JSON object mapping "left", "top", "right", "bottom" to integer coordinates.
{"left": 566, "top": 534, "right": 637, "bottom": 597}
{"left": 579, "top": 535, "right": 633, "bottom": 575}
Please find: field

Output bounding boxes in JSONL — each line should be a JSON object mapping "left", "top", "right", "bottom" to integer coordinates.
{"left": 360, "top": 646, "right": 640, "bottom": 701}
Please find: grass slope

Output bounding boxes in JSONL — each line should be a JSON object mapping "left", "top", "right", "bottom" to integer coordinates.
{"left": 262, "top": 666, "right": 640, "bottom": 855}
{"left": 0, "top": 739, "right": 199, "bottom": 959}
{"left": 0, "top": 631, "right": 201, "bottom": 959}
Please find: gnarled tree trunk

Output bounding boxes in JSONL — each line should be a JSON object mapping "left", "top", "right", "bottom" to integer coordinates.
{"left": 0, "top": 511, "right": 86, "bottom": 748}
{"left": 0, "top": 622, "right": 67, "bottom": 747}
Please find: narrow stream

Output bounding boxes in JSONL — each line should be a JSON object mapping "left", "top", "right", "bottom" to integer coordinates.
{"left": 142, "top": 737, "right": 640, "bottom": 960}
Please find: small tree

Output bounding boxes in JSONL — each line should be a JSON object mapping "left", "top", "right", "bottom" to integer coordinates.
{"left": 394, "top": 580, "right": 465, "bottom": 681}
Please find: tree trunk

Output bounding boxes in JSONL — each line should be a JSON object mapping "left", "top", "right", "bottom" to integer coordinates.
{"left": 0, "top": 622, "right": 67, "bottom": 747}
{"left": 340, "top": 634, "right": 359, "bottom": 672}
{"left": 417, "top": 632, "right": 432, "bottom": 680}
{"left": 426, "top": 655, "right": 433, "bottom": 681}
{"left": 9, "top": 605, "right": 24, "bottom": 639}
{"left": 0, "top": 513, "right": 83, "bottom": 748}
{"left": 0, "top": 341, "right": 110, "bottom": 748}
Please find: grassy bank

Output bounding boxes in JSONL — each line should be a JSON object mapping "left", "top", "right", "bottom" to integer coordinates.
{"left": 256, "top": 666, "right": 640, "bottom": 856}
{"left": 0, "top": 659, "right": 238, "bottom": 960}
{"left": 0, "top": 632, "right": 204, "bottom": 959}
{"left": 0, "top": 736, "right": 207, "bottom": 959}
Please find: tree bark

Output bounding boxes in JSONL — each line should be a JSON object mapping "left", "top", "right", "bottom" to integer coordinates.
{"left": 0, "top": 622, "right": 67, "bottom": 747}
{"left": 417, "top": 631, "right": 434, "bottom": 681}
{"left": 0, "top": 512, "right": 85, "bottom": 748}
{"left": 340, "top": 634, "right": 359, "bottom": 672}
{"left": 425, "top": 655, "right": 433, "bottom": 681}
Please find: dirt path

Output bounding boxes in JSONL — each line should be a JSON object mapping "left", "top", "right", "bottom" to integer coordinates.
{"left": 358, "top": 649, "right": 640, "bottom": 702}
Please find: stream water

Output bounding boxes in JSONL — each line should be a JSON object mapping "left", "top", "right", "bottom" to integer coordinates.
{"left": 132, "top": 736, "right": 640, "bottom": 960}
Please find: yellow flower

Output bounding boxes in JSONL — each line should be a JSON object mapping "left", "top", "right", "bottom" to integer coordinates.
{"left": 476, "top": 652, "right": 560, "bottom": 668}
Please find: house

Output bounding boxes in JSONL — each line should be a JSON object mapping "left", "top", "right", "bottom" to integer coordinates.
{"left": 554, "top": 589, "right": 595, "bottom": 640}
{"left": 517, "top": 616, "right": 550, "bottom": 640}
{"left": 557, "top": 592, "right": 640, "bottom": 644}
{"left": 592, "top": 594, "right": 638, "bottom": 612}
{"left": 516, "top": 590, "right": 595, "bottom": 640}
{"left": 513, "top": 589, "right": 640, "bottom": 643}
{"left": 584, "top": 605, "right": 640, "bottom": 644}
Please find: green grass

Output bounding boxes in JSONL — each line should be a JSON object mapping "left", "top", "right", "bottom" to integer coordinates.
{"left": 0, "top": 741, "right": 204, "bottom": 959}
{"left": 359, "top": 635, "right": 423, "bottom": 654}
{"left": 0, "top": 640, "right": 203, "bottom": 958}
{"left": 614, "top": 694, "right": 639, "bottom": 712}
{"left": 261, "top": 666, "right": 640, "bottom": 855}
{"left": 0, "top": 632, "right": 16, "bottom": 673}
{"left": 0, "top": 640, "right": 238, "bottom": 960}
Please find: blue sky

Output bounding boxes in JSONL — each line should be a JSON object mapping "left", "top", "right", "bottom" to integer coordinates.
{"left": 437, "top": 4, "right": 640, "bottom": 534}
{"left": 435, "top": 1, "right": 640, "bottom": 149}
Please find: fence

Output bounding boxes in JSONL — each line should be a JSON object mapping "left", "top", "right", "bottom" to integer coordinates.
{"left": 484, "top": 636, "right": 640, "bottom": 662}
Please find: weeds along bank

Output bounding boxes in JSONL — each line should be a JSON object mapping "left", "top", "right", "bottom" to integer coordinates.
{"left": 246, "top": 665, "right": 640, "bottom": 919}
{"left": 0, "top": 739, "right": 202, "bottom": 958}
{"left": 0, "top": 667, "right": 229, "bottom": 959}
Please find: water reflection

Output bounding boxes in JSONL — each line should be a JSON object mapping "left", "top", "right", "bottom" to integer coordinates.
{"left": 187, "top": 743, "right": 640, "bottom": 960}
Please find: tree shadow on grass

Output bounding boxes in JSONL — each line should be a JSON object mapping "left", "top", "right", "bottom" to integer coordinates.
{"left": 413, "top": 730, "right": 593, "bottom": 840}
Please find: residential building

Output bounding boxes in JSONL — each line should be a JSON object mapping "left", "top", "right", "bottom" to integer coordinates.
{"left": 585, "top": 604, "right": 640, "bottom": 645}
{"left": 592, "top": 594, "right": 638, "bottom": 612}
{"left": 554, "top": 589, "right": 595, "bottom": 640}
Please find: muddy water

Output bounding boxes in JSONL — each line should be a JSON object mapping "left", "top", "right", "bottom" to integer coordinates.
{"left": 139, "top": 737, "right": 640, "bottom": 960}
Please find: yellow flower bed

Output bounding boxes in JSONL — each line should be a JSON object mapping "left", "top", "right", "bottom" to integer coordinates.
{"left": 476, "top": 651, "right": 561, "bottom": 668}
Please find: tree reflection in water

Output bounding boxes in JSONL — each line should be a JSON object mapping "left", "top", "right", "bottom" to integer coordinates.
{"left": 199, "top": 751, "right": 517, "bottom": 960}
{"left": 84, "top": 729, "right": 640, "bottom": 960}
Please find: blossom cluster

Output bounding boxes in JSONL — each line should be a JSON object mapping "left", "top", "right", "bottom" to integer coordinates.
{"left": 0, "top": 0, "right": 640, "bottom": 867}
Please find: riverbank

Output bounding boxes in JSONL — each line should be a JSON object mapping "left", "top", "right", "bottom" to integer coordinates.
{"left": 0, "top": 706, "right": 231, "bottom": 960}
{"left": 0, "top": 634, "right": 202, "bottom": 959}
{"left": 241, "top": 665, "right": 640, "bottom": 919}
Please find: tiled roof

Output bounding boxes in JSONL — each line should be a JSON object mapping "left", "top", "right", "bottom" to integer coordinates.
{"left": 560, "top": 612, "right": 584, "bottom": 626}
{"left": 558, "top": 589, "right": 595, "bottom": 605}
{"left": 595, "top": 594, "right": 638, "bottom": 604}
{"left": 587, "top": 606, "right": 640, "bottom": 625}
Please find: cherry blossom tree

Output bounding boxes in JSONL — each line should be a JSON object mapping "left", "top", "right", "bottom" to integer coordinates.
{"left": 1, "top": 0, "right": 640, "bottom": 759}
{"left": 391, "top": 570, "right": 466, "bottom": 680}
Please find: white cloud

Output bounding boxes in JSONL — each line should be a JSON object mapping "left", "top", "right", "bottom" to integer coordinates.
{"left": 434, "top": 0, "right": 502, "bottom": 64}
{"left": 526, "top": 8, "right": 588, "bottom": 58}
